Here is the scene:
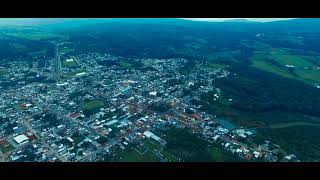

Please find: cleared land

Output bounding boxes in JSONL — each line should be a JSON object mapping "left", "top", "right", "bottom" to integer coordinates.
{"left": 115, "top": 146, "right": 159, "bottom": 162}
{"left": 62, "top": 60, "right": 77, "bottom": 68}
{"left": 294, "top": 69, "right": 320, "bottom": 83}
{"left": 81, "top": 99, "right": 104, "bottom": 112}
{"left": 269, "top": 122, "right": 320, "bottom": 129}
{"left": 251, "top": 48, "right": 320, "bottom": 84}
{"left": 4, "top": 31, "right": 68, "bottom": 41}
{"left": 207, "top": 146, "right": 226, "bottom": 162}
{"left": 270, "top": 49, "right": 314, "bottom": 68}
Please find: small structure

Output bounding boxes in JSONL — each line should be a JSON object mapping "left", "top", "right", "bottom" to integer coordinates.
{"left": 149, "top": 91, "right": 157, "bottom": 96}
{"left": 13, "top": 134, "right": 29, "bottom": 144}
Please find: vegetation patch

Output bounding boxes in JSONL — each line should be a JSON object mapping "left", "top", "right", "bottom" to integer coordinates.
{"left": 0, "top": 140, "right": 14, "bottom": 154}
{"left": 269, "top": 122, "right": 320, "bottom": 129}
{"left": 81, "top": 99, "right": 104, "bottom": 116}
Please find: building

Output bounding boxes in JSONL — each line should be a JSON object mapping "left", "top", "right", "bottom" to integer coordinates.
{"left": 13, "top": 134, "right": 29, "bottom": 144}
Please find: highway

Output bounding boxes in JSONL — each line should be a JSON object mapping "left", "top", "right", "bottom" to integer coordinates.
{"left": 53, "top": 43, "right": 62, "bottom": 76}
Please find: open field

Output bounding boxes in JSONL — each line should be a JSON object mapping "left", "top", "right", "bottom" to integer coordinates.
{"left": 206, "top": 63, "right": 228, "bottom": 69}
{"left": 9, "top": 43, "right": 28, "bottom": 52}
{"left": 207, "top": 146, "right": 226, "bottom": 162}
{"left": 270, "top": 49, "right": 314, "bottom": 68}
{"left": 269, "top": 122, "right": 320, "bottom": 129}
{"left": 59, "top": 46, "right": 74, "bottom": 54}
{"left": 62, "top": 60, "right": 77, "bottom": 68}
{"left": 28, "top": 49, "right": 47, "bottom": 56}
{"left": 119, "top": 61, "right": 133, "bottom": 69}
{"left": 252, "top": 60, "right": 295, "bottom": 79}
{"left": 141, "top": 138, "right": 178, "bottom": 162}
{"left": 81, "top": 99, "right": 104, "bottom": 112}
{"left": 294, "top": 69, "right": 320, "bottom": 83}
{"left": 251, "top": 49, "right": 320, "bottom": 84}
{"left": 0, "top": 141, "right": 14, "bottom": 154}
{"left": 4, "top": 31, "right": 68, "bottom": 41}
{"left": 63, "top": 70, "right": 87, "bottom": 78}
{"left": 116, "top": 146, "right": 159, "bottom": 162}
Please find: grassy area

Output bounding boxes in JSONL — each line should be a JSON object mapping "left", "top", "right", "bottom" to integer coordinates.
{"left": 270, "top": 49, "right": 314, "bottom": 68}
{"left": 142, "top": 138, "right": 178, "bottom": 162}
{"left": 206, "top": 50, "right": 239, "bottom": 63}
{"left": 240, "top": 40, "right": 272, "bottom": 50}
{"left": 294, "top": 69, "right": 320, "bottom": 83}
{"left": 63, "top": 70, "right": 86, "bottom": 78}
{"left": 59, "top": 46, "right": 74, "bottom": 54}
{"left": 119, "top": 61, "right": 133, "bottom": 69}
{"left": 252, "top": 60, "right": 295, "bottom": 79}
{"left": 251, "top": 49, "right": 320, "bottom": 85}
{"left": 0, "top": 68, "right": 7, "bottom": 77}
{"left": 71, "top": 134, "right": 85, "bottom": 144}
{"left": 4, "top": 31, "right": 68, "bottom": 41}
{"left": 62, "top": 60, "right": 77, "bottom": 68}
{"left": 115, "top": 146, "right": 159, "bottom": 162}
{"left": 161, "top": 150, "right": 178, "bottom": 162}
{"left": 269, "top": 122, "right": 320, "bottom": 129}
{"left": 28, "top": 49, "right": 47, "bottom": 56}
{"left": 9, "top": 43, "right": 28, "bottom": 52}
{"left": 0, "top": 141, "right": 14, "bottom": 154}
{"left": 206, "top": 63, "right": 228, "bottom": 69}
{"left": 207, "top": 146, "right": 226, "bottom": 162}
{"left": 81, "top": 99, "right": 104, "bottom": 112}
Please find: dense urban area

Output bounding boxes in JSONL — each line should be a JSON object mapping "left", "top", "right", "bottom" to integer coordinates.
{"left": 0, "top": 41, "right": 300, "bottom": 162}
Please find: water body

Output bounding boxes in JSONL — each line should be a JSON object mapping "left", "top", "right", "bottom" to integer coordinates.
{"left": 218, "top": 119, "right": 236, "bottom": 130}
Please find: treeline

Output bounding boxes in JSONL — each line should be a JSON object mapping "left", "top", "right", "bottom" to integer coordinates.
{"left": 214, "top": 65, "right": 320, "bottom": 116}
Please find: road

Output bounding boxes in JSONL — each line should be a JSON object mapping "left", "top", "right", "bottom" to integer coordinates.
{"left": 53, "top": 43, "right": 62, "bottom": 76}
{"left": 0, "top": 151, "right": 4, "bottom": 162}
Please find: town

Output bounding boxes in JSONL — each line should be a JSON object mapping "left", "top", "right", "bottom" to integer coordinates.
{"left": 0, "top": 49, "right": 300, "bottom": 162}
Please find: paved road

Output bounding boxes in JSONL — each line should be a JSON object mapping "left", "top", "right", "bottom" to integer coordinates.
{"left": 0, "top": 151, "right": 4, "bottom": 162}
{"left": 53, "top": 43, "right": 62, "bottom": 76}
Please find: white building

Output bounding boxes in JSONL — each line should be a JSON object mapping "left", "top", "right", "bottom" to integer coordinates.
{"left": 13, "top": 134, "right": 29, "bottom": 144}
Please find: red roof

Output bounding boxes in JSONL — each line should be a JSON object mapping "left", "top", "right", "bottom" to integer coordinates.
{"left": 245, "top": 154, "right": 253, "bottom": 160}
{"left": 192, "top": 114, "right": 202, "bottom": 120}
{"left": 68, "top": 113, "right": 81, "bottom": 118}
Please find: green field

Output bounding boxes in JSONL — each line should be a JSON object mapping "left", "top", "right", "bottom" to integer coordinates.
{"left": 28, "top": 49, "right": 47, "bottom": 56}
{"left": 63, "top": 70, "right": 86, "bottom": 78}
{"left": 81, "top": 99, "right": 104, "bottom": 112}
{"left": 270, "top": 49, "right": 314, "bottom": 68}
{"left": 294, "top": 69, "right": 320, "bottom": 83}
{"left": 119, "top": 61, "right": 133, "bottom": 69}
{"left": 59, "top": 46, "right": 74, "bottom": 54}
{"left": 9, "top": 43, "right": 28, "bottom": 52}
{"left": 4, "top": 31, "right": 68, "bottom": 41}
{"left": 115, "top": 146, "right": 159, "bottom": 162}
{"left": 0, "top": 141, "right": 14, "bottom": 154}
{"left": 251, "top": 49, "right": 320, "bottom": 84}
{"left": 252, "top": 60, "right": 295, "bottom": 79}
{"left": 0, "top": 68, "right": 7, "bottom": 76}
{"left": 206, "top": 63, "right": 228, "bottom": 69}
{"left": 269, "top": 122, "right": 320, "bottom": 129}
{"left": 142, "top": 138, "right": 178, "bottom": 162}
{"left": 62, "top": 60, "right": 77, "bottom": 68}
{"left": 207, "top": 146, "right": 226, "bottom": 162}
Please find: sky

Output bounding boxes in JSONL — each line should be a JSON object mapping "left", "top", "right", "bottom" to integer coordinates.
{"left": 182, "top": 18, "right": 295, "bottom": 22}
